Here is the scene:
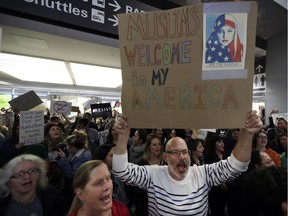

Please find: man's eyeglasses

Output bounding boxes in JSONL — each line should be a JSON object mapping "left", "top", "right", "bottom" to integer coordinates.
{"left": 10, "top": 167, "right": 40, "bottom": 179}
{"left": 165, "top": 150, "right": 191, "bottom": 157}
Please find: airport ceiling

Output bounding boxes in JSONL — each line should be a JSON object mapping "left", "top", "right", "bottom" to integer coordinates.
{"left": 0, "top": 0, "right": 287, "bottom": 101}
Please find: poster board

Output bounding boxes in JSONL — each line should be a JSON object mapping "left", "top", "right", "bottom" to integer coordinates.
{"left": 71, "top": 106, "right": 80, "bottom": 113}
{"left": 91, "top": 103, "right": 112, "bottom": 119}
{"left": 8, "top": 90, "right": 43, "bottom": 111}
{"left": 50, "top": 100, "right": 72, "bottom": 115}
{"left": 118, "top": 2, "right": 257, "bottom": 129}
{"left": 19, "top": 110, "right": 44, "bottom": 146}
{"left": 98, "top": 129, "right": 109, "bottom": 145}
{"left": 272, "top": 113, "right": 288, "bottom": 123}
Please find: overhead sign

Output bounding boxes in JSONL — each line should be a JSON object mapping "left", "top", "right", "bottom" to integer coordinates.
{"left": 254, "top": 58, "right": 266, "bottom": 74}
{"left": 0, "top": 0, "right": 158, "bottom": 36}
{"left": 119, "top": 2, "right": 257, "bottom": 129}
{"left": 253, "top": 58, "right": 266, "bottom": 98}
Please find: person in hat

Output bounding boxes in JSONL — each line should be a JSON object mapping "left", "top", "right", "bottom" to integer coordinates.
{"left": 43, "top": 123, "right": 67, "bottom": 192}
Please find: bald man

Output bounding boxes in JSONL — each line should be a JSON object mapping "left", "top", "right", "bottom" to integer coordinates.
{"left": 112, "top": 111, "right": 262, "bottom": 216}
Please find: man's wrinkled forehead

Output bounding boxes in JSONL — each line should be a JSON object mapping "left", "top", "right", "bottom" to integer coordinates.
{"left": 166, "top": 137, "right": 188, "bottom": 151}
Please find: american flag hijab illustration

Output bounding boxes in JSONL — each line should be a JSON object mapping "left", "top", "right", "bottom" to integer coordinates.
{"left": 205, "top": 14, "right": 243, "bottom": 63}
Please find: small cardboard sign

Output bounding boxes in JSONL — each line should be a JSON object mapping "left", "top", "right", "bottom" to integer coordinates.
{"left": 71, "top": 106, "right": 80, "bottom": 113}
{"left": 50, "top": 100, "right": 72, "bottom": 115}
{"left": 272, "top": 113, "right": 288, "bottom": 123}
{"left": 19, "top": 110, "right": 44, "bottom": 146}
{"left": 8, "top": 90, "right": 43, "bottom": 111}
{"left": 98, "top": 129, "right": 109, "bottom": 145}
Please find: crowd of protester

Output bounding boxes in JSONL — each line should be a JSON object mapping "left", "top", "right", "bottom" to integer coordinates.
{"left": 0, "top": 107, "right": 286, "bottom": 216}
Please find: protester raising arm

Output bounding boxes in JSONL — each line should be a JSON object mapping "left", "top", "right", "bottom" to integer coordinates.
{"left": 114, "top": 111, "right": 263, "bottom": 159}
{"left": 112, "top": 111, "right": 263, "bottom": 216}
{"left": 113, "top": 115, "right": 130, "bottom": 155}
{"left": 232, "top": 110, "right": 263, "bottom": 163}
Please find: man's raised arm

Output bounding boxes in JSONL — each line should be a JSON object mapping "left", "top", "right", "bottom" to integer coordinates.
{"left": 113, "top": 115, "right": 130, "bottom": 155}
{"left": 232, "top": 110, "right": 263, "bottom": 162}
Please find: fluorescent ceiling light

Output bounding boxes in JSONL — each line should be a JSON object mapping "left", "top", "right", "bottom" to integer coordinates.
{"left": 0, "top": 53, "right": 122, "bottom": 88}
{"left": 0, "top": 53, "right": 72, "bottom": 84}
{"left": 70, "top": 63, "right": 122, "bottom": 88}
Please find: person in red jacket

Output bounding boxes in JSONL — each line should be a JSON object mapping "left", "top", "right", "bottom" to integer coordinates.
{"left": 67, "top": 160, "right": 130, "bottom": 216}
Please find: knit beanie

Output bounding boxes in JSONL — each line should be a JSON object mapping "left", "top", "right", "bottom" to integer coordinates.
{"left": 44, "top": 123, "right": 60, "bottom": 137}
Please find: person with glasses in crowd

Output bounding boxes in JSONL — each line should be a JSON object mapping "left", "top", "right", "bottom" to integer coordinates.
{"left": 248, "top": 150, "right": 275, "bottom": 170}
{"left": 112, "top": 110, "right": 263, "bottom": 216}
{"left": 252, "top": 130, "right": 281, "bottom": 167}
{"left": 0, "top": 154, "right": 68, "bottom": 216}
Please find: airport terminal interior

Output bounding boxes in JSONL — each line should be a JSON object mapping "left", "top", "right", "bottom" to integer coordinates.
{"left": 0, "top": 1, "right": 287, "bottom": 216}
{"left": 0, "top": 0, "right": 287, "bottom": 117}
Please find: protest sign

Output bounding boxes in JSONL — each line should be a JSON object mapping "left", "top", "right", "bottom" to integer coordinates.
{"left": 50, "top": 100, "right": 72, "bottom": 115}
{"left": 272, "top": 113, "right": 288, "bottom": 123}
{"left": 91, "top": 103, "right": 112, "bottom": 119}
{"left": 118, "top": 2, "right": 257, "bottom": 129}
{"left": 98, "top": 129, "right": 109, "bottom": 145}
{"left": 19, "top": 110, "right": 44, "bottom": 146}
{"left": 71, "top": 106, "right": 80, "bottom": 113}
{"left": 8, "top": 90, "right": 43, "bottom": 111}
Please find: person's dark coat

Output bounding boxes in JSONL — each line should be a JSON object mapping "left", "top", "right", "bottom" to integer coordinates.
{"left": 0, "top": 185, "right": 68, "bottom": 216}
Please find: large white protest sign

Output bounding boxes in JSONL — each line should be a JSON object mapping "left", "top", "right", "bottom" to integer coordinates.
{"left": 19, "top": 110, "right": 44, "bottom": 146}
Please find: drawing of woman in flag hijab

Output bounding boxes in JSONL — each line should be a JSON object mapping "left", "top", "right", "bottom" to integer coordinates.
{"left": 205, "top": 14, "right": 243, "bottom": 63}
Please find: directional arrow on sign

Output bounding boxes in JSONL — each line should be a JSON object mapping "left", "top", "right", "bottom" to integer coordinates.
{"left": 256, "top": 64, "right": 263, "bottom": 73}
{"left": 108, "top": 15, "right": 118, "bottom": 26}
{"left": 109, "top": 0, "right": 121, "bottom": 12}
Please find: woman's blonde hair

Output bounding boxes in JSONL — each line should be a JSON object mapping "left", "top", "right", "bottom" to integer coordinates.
{"left": 68, "top": 160, "right": 107, "bottom": 215}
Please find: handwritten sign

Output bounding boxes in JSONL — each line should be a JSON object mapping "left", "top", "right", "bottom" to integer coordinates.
{"left": 9, "top": 90, "right": 43, "bottom": 111}
{"left": 98, "top": 129, "right": 109, "bottom": 145}
{"left": 50, "top": 100, "right": 72, "bottom": 115}
{"left": 118, "top": 2, "right": 257, "bottom": 129}
{"left": 272, "top": 113, "right": 288, "bottom": 123}
{"left": 19, "top": 110, "right": 44, "bottom": 146}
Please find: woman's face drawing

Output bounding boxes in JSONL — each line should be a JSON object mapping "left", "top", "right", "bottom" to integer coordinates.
{"left": 217, "top": 25, "right": 235, "bottom": 46}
